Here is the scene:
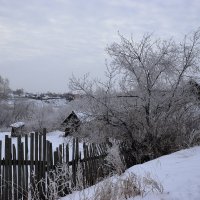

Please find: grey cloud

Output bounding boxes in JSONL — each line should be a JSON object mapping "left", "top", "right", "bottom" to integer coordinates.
{"left": 0, "top": 0, "right": 200, "bottom": 92}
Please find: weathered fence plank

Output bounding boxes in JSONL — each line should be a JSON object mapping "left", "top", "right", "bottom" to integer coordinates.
{"left": 30, "top": 132, "right": 34, "bottom": 197}
{"left": 0, "top": 140, "right": 2, "bottom": 199}
{"left": 25, "top": 135, "right": 28, "bottom": 199}
{"left": 18, "top": 136, "right": 22, "bottom": 200}
{"left": 13, "top": 144, "right": 17, "bottom": 200}
{"left": 5, "top": 135, "right": 9, "bottom": 200}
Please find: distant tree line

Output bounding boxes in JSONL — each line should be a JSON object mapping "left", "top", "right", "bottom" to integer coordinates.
{"left": 11, "top": 88, "right": 76, "bottom": 102}
{"left": 0, "top": 75, "right": 76, "bottom": 131}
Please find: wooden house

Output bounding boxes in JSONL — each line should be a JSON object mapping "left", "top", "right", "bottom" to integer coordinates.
{"left": 61, "top": 111, "right": 81, "bottom": 137}
{"left": 10, "top": 122, "right": 25, "bottom": 137}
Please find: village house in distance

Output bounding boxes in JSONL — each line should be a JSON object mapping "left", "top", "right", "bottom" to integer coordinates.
{"left": 61, "top": 111, "right": 81, "bottom": 137}
{"left": 10, "top": 122, "right": 25, "bottom": 137}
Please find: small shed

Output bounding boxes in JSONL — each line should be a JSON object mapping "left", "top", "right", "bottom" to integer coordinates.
{"left": 61, "top": 111, "right": 81, "bottom": 136}
{"left": 10, "top": 122, "right": 25, "bottom": 137}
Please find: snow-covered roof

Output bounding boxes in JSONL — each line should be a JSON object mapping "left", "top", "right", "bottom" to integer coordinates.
{"left": 62, "top": 111, "right": 94, "bottom": 125}
{"left": 10, "top": 122, "right": 25, "bottom": 128}
{"left": 76, "top": 112, "right": 93, "bottom": 122}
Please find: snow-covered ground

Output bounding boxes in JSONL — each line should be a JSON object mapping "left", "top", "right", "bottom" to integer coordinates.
{"left": 29, "top": 98, "right": 69, "bottom": 108}
{"left": 7, "top": 97, "right": 69, "bottom": 108}
{"left": 0, "top": 131, "right": 199, "bottom": 199}
{"left": 62, "top": 146, "right": 200, "bottom": 200}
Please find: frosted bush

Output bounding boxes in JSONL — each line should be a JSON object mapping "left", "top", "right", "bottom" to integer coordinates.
{"left": 105, "top": 141, "right": 126, "bottom": 175}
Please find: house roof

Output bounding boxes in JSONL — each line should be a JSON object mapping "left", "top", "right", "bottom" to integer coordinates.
{"left": 10, "top": 122, "right": 25, "bottom": 128}
{"left": 62, "top": 111, "right": 80, "bottom": 125}
{"left": 62, "top": 111, "right": 93, "bottom": 125}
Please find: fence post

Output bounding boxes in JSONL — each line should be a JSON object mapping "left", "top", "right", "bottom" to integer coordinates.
{"left": 35, "top": 132, "right": 39, "bottom": 185}
{"left": 13, "top": 144, "right": 17, "bottom": 200}
{"left": 21, "top": 142, "right": 26, "bottom": 199}
{"left": 0, "top": 140, "right": 2, "bottom": 199}
{"left": 8, "top": 137, "right": 12, "bottom": 200}
{"left": 72, "top": 138, "right": 76, "bottom": 188}
{"left": 42, "top": 128, "right": 47, "bottom": 199}
{"left": 25, "top": 134, "right": 28, "bottom": 199}
{"left": 30, "top": 132, "right": 34, "bottom": 198}
{"left": 17, "top": 136, "right": 22, "bottom": 199}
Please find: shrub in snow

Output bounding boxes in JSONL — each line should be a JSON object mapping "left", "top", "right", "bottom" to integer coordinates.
{"left": 0, "top": 102, "right": 13, "bottom": 127}
{"left": 29, "top": 161, "right": 86, "bottom": 200}
{"left": 105, "top": 141, "right": 126, "bottom": 175}
{"left": 79, "top": 172, "right": 163, "bottom": 200}
{"left": 29, "top": 163, "right": 72, "bottom": 200}
{"left": 74, "top": 161, "right": 84, "bottom": 190}
{"left": 142, "top": 172, "right": 164, "bottom": 195}
{"left": 184, "top": 129, "right": 200, "bottom": 147}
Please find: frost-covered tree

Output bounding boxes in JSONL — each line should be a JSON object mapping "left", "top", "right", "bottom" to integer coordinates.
{"left": 13, "top": 88, "right": 24, "bottom": 96}
{"left": 69, "top": 29, "right": 200, "bottom": 165}
{"left": 0, "top": 75, "right": 11, "bottom": 128}
{"left": 0, "top": 75, "right": 10, "bottom": 100}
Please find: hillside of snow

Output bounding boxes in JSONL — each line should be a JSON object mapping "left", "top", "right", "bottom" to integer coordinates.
{"left": 62, "top": 146, "right": 200, "bottom": 200}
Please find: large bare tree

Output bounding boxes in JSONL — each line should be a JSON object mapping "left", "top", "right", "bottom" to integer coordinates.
{"left": 69, "top": 29, "right": 200, "bottom": 165}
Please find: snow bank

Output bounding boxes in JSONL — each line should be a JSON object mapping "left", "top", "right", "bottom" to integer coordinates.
{"left": 62, "top": 146, "right": 200, "bottom": 200}
{"left": 128, "top": 146, "right": 200, "bottom": 200}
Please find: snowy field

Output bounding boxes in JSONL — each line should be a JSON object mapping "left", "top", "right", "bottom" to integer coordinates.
{"left": 62, "top": 146, "right": 200, "bottom": 200}
{"left": 7, "top": 97, "right": 69, "bottom": 108}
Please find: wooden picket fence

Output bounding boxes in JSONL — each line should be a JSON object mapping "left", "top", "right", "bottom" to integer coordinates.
{"left": 0, "top": 130, "right": 109, "bottom": 200}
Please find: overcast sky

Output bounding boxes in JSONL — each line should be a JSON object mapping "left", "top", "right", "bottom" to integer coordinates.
{"left": 0, "top": 0, "right": 200, "bottom": 93}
